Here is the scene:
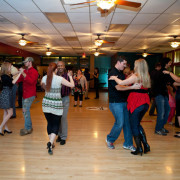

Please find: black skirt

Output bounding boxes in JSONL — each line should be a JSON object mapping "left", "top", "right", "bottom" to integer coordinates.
{"left": 0, "top": 87, "right": 13, "bottom": 109}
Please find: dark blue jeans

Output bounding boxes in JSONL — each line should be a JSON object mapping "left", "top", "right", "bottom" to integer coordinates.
{"left": 155, "top": 95, "right": 170, "bottom": 131}
{"left": 129, "top": 104, "right": 149, "bottom": 136}
{"left": 107, "top": 102, "right": 133, "bottom": 147}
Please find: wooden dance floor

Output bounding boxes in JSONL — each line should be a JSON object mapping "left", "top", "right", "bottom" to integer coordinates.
{"left": 0, "top": 92, "right": 179, "bottom": 180}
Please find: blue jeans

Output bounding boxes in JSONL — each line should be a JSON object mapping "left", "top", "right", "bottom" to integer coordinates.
{"left": 107, "top": 102, "right": 133, "bottom": 146}
{"left": 22, "top": 96, "right": 35, "bottom": 130}
{"left": 58, "top": 96, "right": 70, "bottom": 140}
{"left": 129, "top": 104, "right": 149, "bottom": 136}
{"left": 155, "top": 95, "right": 170, "bottom": 131}
{"left": 12, "top": 84, "right": 17, "bottom": 116}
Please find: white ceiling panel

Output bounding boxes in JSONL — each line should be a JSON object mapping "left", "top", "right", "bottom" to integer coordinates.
{"left": 0, "top": 0, "right": 17, "bottom": 12}
{"left": 140, "top": 0, "right": 176, "bottom": 13}
{"left": 17, "top": 23, "right": 43, "bottom": 34}
{"left": 160, "top": 25, "right": 180, "bottom": 35}
{"left": 0, "top": 12, "right": 31, "bottom": 24}
{"left": 165, "top": 0, "right": 180, "bottom": 14}
{"left": 22, "top": 13, "right": 49, "bottom": 24}
{"left": 54, "top": 23, "right": 73, "bottom": 32}
{"left": 54, "top": 23, "right": 76, "bottom": 36}
{"left": 64, "top": 4, "right": 90, "bottom": 13}
{"left": 131, "top": 13, "right": 160, "bottom": 24}
{"left": 33, "top": 0, "right": 65, "bottom": 12}
{"left": 91, "top": 23, "right": 109, "bottom": 34}
{"left": 0, "top": 23, "right": 20, "bottom": 33}
{"left": 73, "top": 24, "right": 90, "bottom": 33}
{"left": 34, "top": 23, "right": 59, "bottom": 34}
{"left": 5, "top": 0, "right": 41, "bottom": 12}
{"left": 67, "top": 13, "right": 90, "bottom": 23}
{"left": 78, "top": 36, "right": 91, "bottom": 41}
{"left": 112, "top": 13, "right": 136, "bottom": 24}
{"left": 124, "top": 24, "right": 147, "bottom": 36}
{"left": 91, "top": 12, "right": 113, "bottom": 24}
{"left": 152, "top": 14, "right": 180, "bottom": 25}
{"left": 137, "top": 24, "right": 167, "bottom": 38}
{"left": 69, "top": 41, "right": 81, "bottom": 47}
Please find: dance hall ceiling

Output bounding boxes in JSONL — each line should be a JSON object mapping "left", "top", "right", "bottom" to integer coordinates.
{"left": 0, "top": 0, "right": 180, "bottom": 56}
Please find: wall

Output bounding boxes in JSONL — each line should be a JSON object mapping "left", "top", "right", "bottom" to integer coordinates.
{"left": 116, "top": 52, "right": 163, "bottom": 73}
{"left": 0, "top": 42, "right": 41, "bottom": 65}
{"left": 94, "top": 56, "right": 111, "bottom": 88}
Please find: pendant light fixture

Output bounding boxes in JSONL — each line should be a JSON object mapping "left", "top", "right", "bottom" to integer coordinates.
{"left": 46, "top": 48, "right": 52, "bottom": 56}
{"left": 19, "top": 34, "right": 27, "bottom": 46}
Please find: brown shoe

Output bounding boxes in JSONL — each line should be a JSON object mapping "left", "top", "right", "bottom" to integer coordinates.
{"left": 20, "top": 128, "right": 33, "bottom": 136}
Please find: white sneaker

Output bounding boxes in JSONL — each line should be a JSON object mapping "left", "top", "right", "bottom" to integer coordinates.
{"left": 123, "top": 145, "right": 136, "bottom": 152}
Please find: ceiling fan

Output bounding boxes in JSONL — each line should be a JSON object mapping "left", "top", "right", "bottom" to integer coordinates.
{"left": 70, "top": 0, "right": 141, "bottom": 16}
{"left": 95, "top": 34, "right": 115, "bottom": 47}
{"left": 91, "top": 48, "right": 106, "bottom": 56}
{"left": 45, "top": 48, "right": 59, "bottom": 56}
{"left": 137, "top": 50, "right": 153, "bottom": 58}
{"left": 169, "top": 35, "right": 180, "bottom": 48}
{"left": 18, "top": 34, "right": 38, "bottom": 46}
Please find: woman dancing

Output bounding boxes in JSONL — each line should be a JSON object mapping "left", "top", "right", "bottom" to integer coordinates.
{"left": 41, "top": 62, "right": 74, "bottom": 155}
{"left": 109, "top": 59, "right": 151, "bottom": 156}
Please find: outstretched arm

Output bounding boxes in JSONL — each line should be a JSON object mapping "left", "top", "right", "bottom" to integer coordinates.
{"left": 163, "top": 70, "right": 180, "bottom": 83}
{"left": 61, "top": 71, "right": 74, "bottom": 88}
{"left": 109, "top": 74, "right": 137, "bottom": 86}
{"left": 12, "top": 72, "right": 22, "bottom": 84}
{"left": 115, "top": 83, "right": 141, "bottom": 91}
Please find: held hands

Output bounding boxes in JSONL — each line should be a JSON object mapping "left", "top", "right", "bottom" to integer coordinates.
{"left": 109, "top": 76, "right": 118, "bottom": 80}
{"left": 68, "top": 70, "right": 73, "bottom": 77}
{"left": 19, "top": 68, "right": 24, "bottom": 74}
{"left": 163, "top": 70, "right": 170, "bottom": 74}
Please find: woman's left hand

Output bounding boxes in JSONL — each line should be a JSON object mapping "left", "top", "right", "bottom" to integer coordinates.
{"left": 163, "top": 70, "right": 169, "bottom": 74}
{"left": 109, "top": 76, "right": 118, "bottom": 80}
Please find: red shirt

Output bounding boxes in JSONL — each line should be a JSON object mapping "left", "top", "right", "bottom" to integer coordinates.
{"left": 17, "top": 67, "right": 38, "bottom": 99}
{"left": 127, "top": 86, "right": 150, "bottom": 113}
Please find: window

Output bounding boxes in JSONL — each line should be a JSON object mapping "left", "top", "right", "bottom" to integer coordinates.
{"left": 174, "top": 50, "right": 180, "bottom": 63}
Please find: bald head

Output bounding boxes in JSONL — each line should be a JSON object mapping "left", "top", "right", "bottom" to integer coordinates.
{"left": 57, "top": 61, "right": 65, "bottom": 74}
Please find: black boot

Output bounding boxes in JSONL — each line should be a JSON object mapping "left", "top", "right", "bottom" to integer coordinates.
{"left": 131, "top": 136, "right": 143, "bottom": 156}
{"left": 47, "top": 142, "right": 53, "bottom": 155}
{"left": 139, "top": 129, "right": 150, "bottom": 153}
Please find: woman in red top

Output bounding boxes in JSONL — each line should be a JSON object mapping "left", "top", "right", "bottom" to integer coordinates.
{"left": 109, "top": 59, "right": 151, "bottom": 156}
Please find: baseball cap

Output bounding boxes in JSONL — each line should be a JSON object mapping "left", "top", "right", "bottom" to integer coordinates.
{"left": 23, "top": 57, "right": 34, "bottom": 63}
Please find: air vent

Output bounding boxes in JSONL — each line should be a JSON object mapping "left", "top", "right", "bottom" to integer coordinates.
{"left": 109, "top": 24, "right": 128, "bottom": 32}
{"left": 45, "top": 13, "right": 69, "bottom": 23}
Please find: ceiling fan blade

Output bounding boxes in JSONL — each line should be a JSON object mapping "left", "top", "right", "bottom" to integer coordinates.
{"left": 103, "top": 40, "right": 115, "bottom": 44}
{"left": 115, "top": 0, "right": 141, "bottom": 8}
{"left": 71, "top": 4, "right": 96, "bottom": 10}
{"left": 100, "top": 6, "right": 115, "bottom": 17}
{"left": 70, "top": 1, "right": 96, "bottom": 6}
{"left": 26, "top": 41, "right": 38, "bottom": 45}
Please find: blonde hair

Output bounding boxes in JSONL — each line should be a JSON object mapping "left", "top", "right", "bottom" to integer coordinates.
{"left": 0, "top": 62, "right": 11, "bottom": 76}
{"left": 134, "top": 59, "right": 151, "bottom": 88}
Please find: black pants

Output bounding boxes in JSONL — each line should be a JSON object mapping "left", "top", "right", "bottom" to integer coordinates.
{"left": 95, "top": 83, "right": 99, "bottom": 98}
{"left": 44, "top": 113, "right": 62, "bottom": 135}
{"left": 18, "top": 82, "right": 23, "bottom": 107}
{"left": 74, "top": 92, "right": 83, "bottom": 101}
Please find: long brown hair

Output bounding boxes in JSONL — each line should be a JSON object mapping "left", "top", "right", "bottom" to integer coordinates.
{"left": 46, "top": 62, "right": 57, "bottom": 92}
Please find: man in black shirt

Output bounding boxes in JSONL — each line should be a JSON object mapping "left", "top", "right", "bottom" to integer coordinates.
{"left": 106, "top": 57, "right": 138, "bottom": 150}
{"left": 152, "top": 58, "right": 174, "bottom": 136}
